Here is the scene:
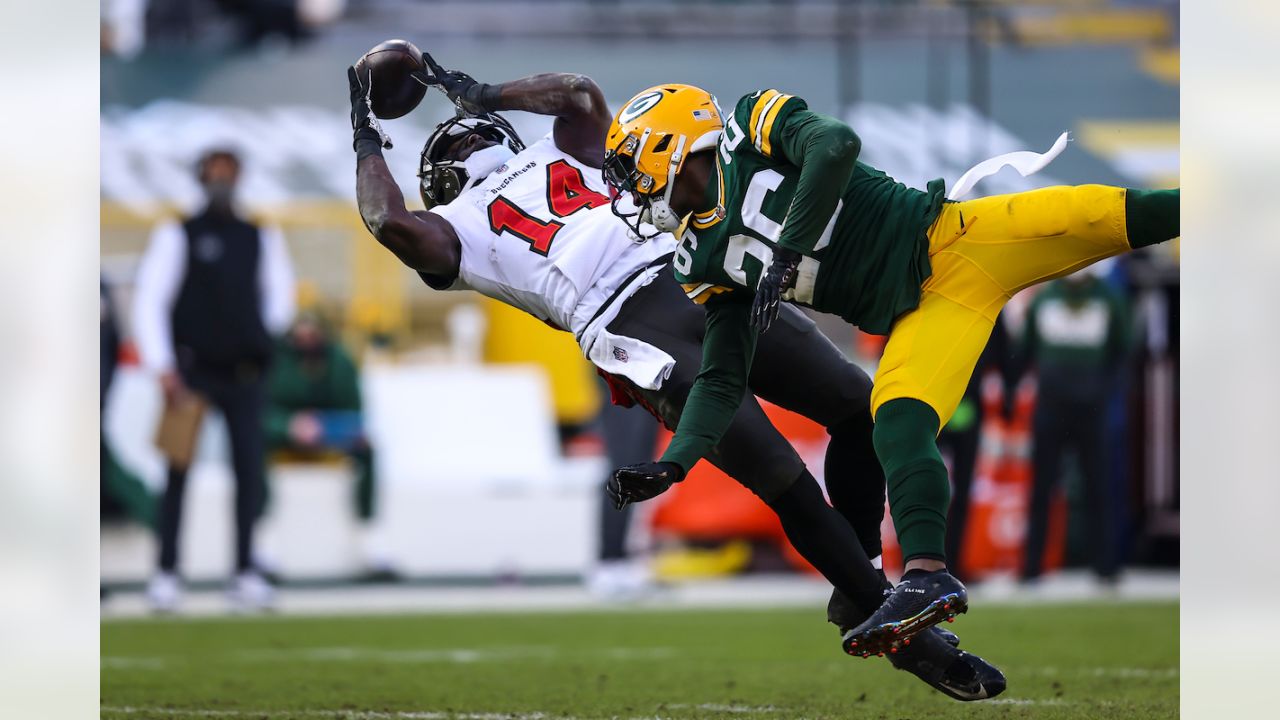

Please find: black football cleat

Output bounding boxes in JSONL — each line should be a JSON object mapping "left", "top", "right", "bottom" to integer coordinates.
{"left": 888, "top": 627, "right": 1006, "bottom": 702}
{"left": 841, "top": 570, "right": 968, "bottom": 658}
{"left": 827, "top": 587, "right": 960, "bottom": 648}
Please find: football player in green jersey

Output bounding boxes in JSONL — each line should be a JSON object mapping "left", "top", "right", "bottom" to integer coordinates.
{"left": 602, "top": 84, "right": 1179, "bottom": 656}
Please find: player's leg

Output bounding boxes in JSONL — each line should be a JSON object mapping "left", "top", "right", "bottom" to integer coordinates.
{"left": 700, "top": 394, "right": 889, "bottom": 618}
{"left": 845, "top": 270, "right": 1006, "bottom": 654}
{"left": 610, "top": 276, "right": 886, "bottom": 616}
{"left": 748, "top": 305, "right": 886, "bottom": 565}
{"left": 746, "top": 305, "right": 891, "bottom": 631}
{"left": 934, "top": 184, "right": 1179, "bottom": 296}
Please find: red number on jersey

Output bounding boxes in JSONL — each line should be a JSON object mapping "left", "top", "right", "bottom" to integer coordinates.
{"left": 486, "top": 159, "right": 608, "bottom": 255}
{"left": 488, "top": 196, "right": 564, "bottom": 256}
{"left": 546, "top": 160, "right": 609, "bottom": 217}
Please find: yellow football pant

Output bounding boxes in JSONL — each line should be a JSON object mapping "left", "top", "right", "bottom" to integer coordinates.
{"left": 870, "top": 184, "right": 1130, "bottom": 424}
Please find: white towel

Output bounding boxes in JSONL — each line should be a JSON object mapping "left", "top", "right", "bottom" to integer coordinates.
{"left": 948, "top": 131, "right": 1071, "bottom": 201}
{"left": 579, "top": 269, "right": 676, "bottom": 391}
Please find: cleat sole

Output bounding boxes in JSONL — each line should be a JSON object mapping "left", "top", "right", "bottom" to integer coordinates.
{"left": 840, "top": 593, "right": 969, "bottom": 657}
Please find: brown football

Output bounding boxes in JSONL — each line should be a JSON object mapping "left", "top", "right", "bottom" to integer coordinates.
{"left": 353, "top": 39, "right": 428, "bottom": 120}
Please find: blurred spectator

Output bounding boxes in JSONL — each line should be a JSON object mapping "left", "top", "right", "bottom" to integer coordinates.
{"left": 101, "top": 280, "right": 155, "bottom": 528}
{"left": 215, "top": 0, "right": 310, "bottom": 48}
{"left": 132, "top": 147, "right": 295, "bottom": 612}
{"left": 587, "top": 391, "right": 659, "bottom": 598}
{"left": 1019, "top": 268, "right": 1130, "bottom": 585}
{"left": 939, "top": 313, "right": 1016, "bottom": 582}
{"left": 264, "top": 310, "right": 396, "bottom": 580}
{"left": 102, "top": 0, "right": 149, "bottom": 58}
{"left": 105, "top": 0, "right": 346, "bottom": 57}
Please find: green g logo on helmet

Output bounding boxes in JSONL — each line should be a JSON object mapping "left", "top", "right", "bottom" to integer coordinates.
{"left": 619, "top": 90, "right": 664, "bottom": 124}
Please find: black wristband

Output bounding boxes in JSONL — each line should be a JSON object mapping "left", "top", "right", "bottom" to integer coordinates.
{"left": 773, "top": 246, "right": 801, "bottom": 265}
{"left": 353, "top": 127, "right": 384, "bottom": 161}
{"left": 471, "top": 83, "right": 502, "bottom": 112}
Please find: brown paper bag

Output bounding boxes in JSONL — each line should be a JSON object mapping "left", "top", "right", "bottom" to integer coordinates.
{"left": 154, "top": 393, "right": 207, "bottom": 467}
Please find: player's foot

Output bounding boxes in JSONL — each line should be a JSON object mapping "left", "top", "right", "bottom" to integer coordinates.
{"left": 228, "top": 571, "right": 276, "bottom": 612}
{"left": 146, "top": 572, "right": 182, "bottom": 614}
{"left": 841, "top": 570, "right": 967, "bottom": 657}
{"left": 827, "top": 587, "right": 959, "bottom": 648}
{"left": 889, "top": 627, "right": 1006, "bottom": 702}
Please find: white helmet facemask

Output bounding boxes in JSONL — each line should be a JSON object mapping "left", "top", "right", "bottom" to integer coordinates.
{"left": 640, "top": 134, "right": 687, "bottom": 233}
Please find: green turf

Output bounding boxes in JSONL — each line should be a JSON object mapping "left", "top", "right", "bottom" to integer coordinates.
{"left": 102, "top": 601, "right": 1177, "bottom": 719}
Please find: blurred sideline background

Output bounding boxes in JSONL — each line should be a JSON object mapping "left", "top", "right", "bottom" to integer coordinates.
{"left": 98, "top": 0, "right": 1179, "bottom": 606}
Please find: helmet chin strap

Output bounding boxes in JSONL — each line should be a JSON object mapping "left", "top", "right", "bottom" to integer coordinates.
{"left": 459, "top": 144, "right": 517, "bottom": 193}
{"left": 641, "top": 134, "right": 688, "bottom": 234}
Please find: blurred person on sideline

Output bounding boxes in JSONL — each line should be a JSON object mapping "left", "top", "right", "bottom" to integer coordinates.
{"left": 101, "top": 279, "right": 155, "bottom": 529}
{"left": 132, "top": 147, "right": 295, "bottom": 612}
{"left": 588, "top": 393, "right": 660, "bottom": 598}
{"left": 264, "top": 309, "right": 396, "bottom": 581}
{"left": 1018, "top": 264, "right": 1130, "bottom": 586}
{"left": 938, "top": 315, "right": 1015, "bottom": 582}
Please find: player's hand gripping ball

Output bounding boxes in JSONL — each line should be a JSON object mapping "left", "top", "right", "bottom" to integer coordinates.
{"left": 352, "top": 39, "right": 429, "bottom": 120}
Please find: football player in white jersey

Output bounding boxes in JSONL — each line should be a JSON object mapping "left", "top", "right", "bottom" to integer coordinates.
{"left": 346, "top": 55, "right": 1004, "bottom": 701}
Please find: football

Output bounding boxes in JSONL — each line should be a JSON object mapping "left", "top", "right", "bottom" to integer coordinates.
{"left": 353, "top": 39, "right": 428, "bottom": 119}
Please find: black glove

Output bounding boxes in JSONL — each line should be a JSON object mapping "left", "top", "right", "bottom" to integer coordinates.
{"left": 607, "top": 462, "right": 685, "bottom": 511}
{"left": 751, "top": 247, "right": 802, "bottom": 333}
{"left": 348, "top": 66, "right": 391, "bottom": 154}
{"left": 415, "top": 52, "right": 500, "bottom": 115}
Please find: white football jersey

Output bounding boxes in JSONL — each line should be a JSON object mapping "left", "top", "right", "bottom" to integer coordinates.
{"left": 428, "top": 135, "right": 675, "bottom": 342}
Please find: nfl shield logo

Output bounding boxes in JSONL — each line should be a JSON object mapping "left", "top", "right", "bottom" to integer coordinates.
{"left": 612, "top": 347, "right": 629, "bottom": 363}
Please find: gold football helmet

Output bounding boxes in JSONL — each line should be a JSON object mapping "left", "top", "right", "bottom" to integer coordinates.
{"left": 603, "top": 84, "right": 723, "bottom": 236}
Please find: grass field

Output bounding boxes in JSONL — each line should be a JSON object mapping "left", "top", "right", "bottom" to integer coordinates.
{"left": 102, "top": 601, "right": 1177, "bottom": 719}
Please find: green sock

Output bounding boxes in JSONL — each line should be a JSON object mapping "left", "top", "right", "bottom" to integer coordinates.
{"left": 1125, "top": 188, "right": 1179, "bottom": 248}
{"left": 872, "top": 398, "right": 950, "bottom": 563}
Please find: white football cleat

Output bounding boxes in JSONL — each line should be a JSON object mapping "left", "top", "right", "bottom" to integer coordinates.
{"left": 229, "top": 571, "right": 276, "bottom": 613}
{"left": 146, "top": 572, "right": 183, "bottom": 614}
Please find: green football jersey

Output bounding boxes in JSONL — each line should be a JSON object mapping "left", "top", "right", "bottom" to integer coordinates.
{"left": 672, "top": 89, "right": 946, "bottom": 335}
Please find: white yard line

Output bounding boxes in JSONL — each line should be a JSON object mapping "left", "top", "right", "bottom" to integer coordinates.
{"left": 101, "top": 706, "right": 778, "bottom": 720}
{"left": 102, "top": 707, "right": 558, "bottom": 720}
{"left": 984, "top": 698, "right": 1070, "bottom": 706}
{"left": 1027, "top": 665, "right": 1179, "bottom": 679}
{"left": 103, "top": 646, "right": 679, "bottom": 669}
{"left": 662, "top": 704, "right": 780, "bottom": 714}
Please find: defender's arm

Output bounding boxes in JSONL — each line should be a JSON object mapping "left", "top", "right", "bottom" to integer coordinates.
{"left": 742, "top": 93, "right": 861, "bottom": 332}
{"left": 771, "top": 109, "right": 861, "bottom": 255}
{"left": 659, "top": 298, "right": 760, "bottom": 473}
